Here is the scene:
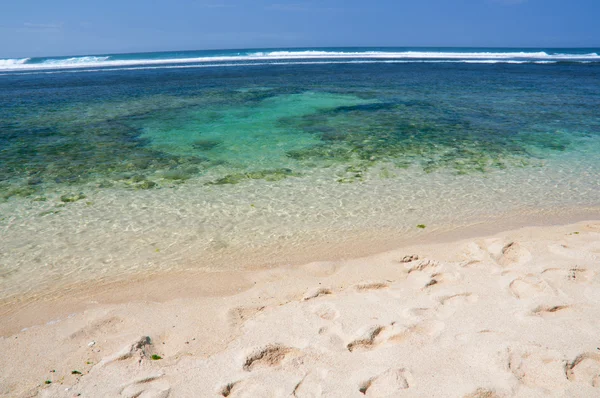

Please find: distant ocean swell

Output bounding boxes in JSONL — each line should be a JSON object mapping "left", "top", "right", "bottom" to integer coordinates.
{"left": 1, "top": 49, "right": 599, "bottom": 72}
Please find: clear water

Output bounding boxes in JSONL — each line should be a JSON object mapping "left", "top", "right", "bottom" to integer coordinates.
{"left": 1, "top": 48, "right": 599, "bottom": 300}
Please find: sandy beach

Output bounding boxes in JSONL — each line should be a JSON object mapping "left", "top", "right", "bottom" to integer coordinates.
{"left": 2, "top": 1, "right": 599, "bottom": 395}
{"left": 1, "top": 220, "right": 599, "bottom": 397}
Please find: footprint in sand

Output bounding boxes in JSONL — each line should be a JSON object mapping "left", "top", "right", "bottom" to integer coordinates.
{"left": 354, "top": 282, "right": 389, "bottom": 292}
{"left": 69, "top": 316, "right": 125, "bottom": 340}
{"left": 548, "top": 244, "right": 598, "bottom": 261}
{"left": 292, "top": 371, "right": 327, "bottom": 397}
{"left": 345, "top": 321, "right": 440, "bottom": 352}
{"left": 421, "top": 273, "right": 446, "bottom": 290}
{"left": 399, "top": 254, "right": 419, "bottom": 263}
{"left": 566, "top": 352, "right": 600, "bottom": 387}
{"left": 496, "top": 242, "right": 532, "bottom": 267}
{"left": 99, "top": 336, "right": 151, "bottom": 366}
{"left": 120, "top": 372, "right": 170, "bottom": 398}
{"left": 463, "top": 388, "right": 502, "bottom": 398}
{"left": 347, "top": 326, "right": 388, "bottom": 352}
{"left": 347, "top": 320, "right": 445, "bottom": 351}
{"left": 422, "top": 272, "right": 462, "bottom": 290}
{"left": 303, "top": 287, "right": 333, "bottom": 301}
{"left": 359, "top": 368, "right": 413, "bottom": 396}
{"left": 541, "top": 267, "right": 595, "bottom": 285}
{"left": 311, "top": 303, "right": 340, "bottom": 321}
{"left": 531, "top": 304, "right": 571, "bottom": 317}
{"left": 454, "top": 329, "right": 504, "bottom": 343}
{"left": 220, "top": 381, "right": 238, "bottom": 397}
{"left": 221, "top": 373, "right": 325, "bottom": 398}
{"left": 228, "top": 306, "right": 265, "bottom": 328}
{"left": 243, "top": 344, "right": 298, "bottom": 371}
{"left": 461, "top": 242, "right": 490, "bottom": 264}
{"left": 508, "top": 276, "right": 552, "bottom": 299}
{"left": 423, "top": 277, "right": 440, "bottom": 289}
{"left": 388, "top": 320, "right": 445, "bottom": 345}
{"left": 402, "top": 307, "right": 435, "bottom": 318}
{"left": 437, "top": 293, "right": 478, "bottom": 317}
{"left": 219, "top": 378, "right": 285, "bottom": 398}
{"left": 440, "top": 293, "right": 478, "bottom": 306}
{"left": 407, "top": 271, "right": 434, "bottom": 290}
{"left": 508, "top": 347, "right": 568, "bottom": 390}
{"left": 404, "top": 259, "right": 441, "bottom": 274}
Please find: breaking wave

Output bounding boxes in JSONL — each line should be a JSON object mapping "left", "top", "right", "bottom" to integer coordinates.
{"left": 0, "top": 49, "right": 598, "bottom": 72}
{"left": 40, "top": 56, "right": 110, "bottom": 65}
{"left": 0, "top": 58, "right": 31, "bottom": 67}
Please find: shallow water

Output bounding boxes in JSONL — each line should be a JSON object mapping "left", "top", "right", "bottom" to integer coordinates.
{"left": 1, "top": 55, "right": 600, "bottom": 300}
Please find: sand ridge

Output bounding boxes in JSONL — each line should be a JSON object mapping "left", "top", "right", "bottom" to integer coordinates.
{"left": 1, "top": 221, "right": 600, "bottom": 397}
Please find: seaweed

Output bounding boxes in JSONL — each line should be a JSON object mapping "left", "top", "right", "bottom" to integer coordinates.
{"left": 60, "top": 193, "right": 86, "bottom": 203}
{"left": 207, "top": 168, "right": 301, "bottom": 185}
{"left": 192, "top": 139, "right": 222, "bottom": 151}
{"left": 135, "top": 180, "right": 157, "bottom": 189}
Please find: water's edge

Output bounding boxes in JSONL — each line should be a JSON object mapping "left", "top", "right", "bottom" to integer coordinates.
{"left": 2, "top": 210, "right": 598, "bottom": 324}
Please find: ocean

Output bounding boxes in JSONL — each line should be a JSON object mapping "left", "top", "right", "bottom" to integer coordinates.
{"left": 1, "top": 47, "right": 599, "bottom": 300}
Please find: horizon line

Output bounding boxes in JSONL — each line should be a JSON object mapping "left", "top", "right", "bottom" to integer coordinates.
{"left": 3, "top": 45, "right": 600, "bottom": 60}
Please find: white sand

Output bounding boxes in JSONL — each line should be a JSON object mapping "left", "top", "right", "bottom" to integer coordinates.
{"left": 1, "top": 221, "right": 600, "bottom": 397}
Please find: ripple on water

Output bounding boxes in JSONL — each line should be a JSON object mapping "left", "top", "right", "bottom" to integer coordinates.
{"left": 1, "top": 63, "right": 600, "bottom": 299}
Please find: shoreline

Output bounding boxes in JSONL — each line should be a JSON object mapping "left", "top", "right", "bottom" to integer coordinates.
{"left": 1, "top": 209, "right": 599, "bottom": 336}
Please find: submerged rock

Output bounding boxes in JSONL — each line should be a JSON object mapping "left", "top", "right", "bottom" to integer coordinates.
{"left": 209, "top": 174, "right": 245, "bottom": 185}
{"left": 192, "top": 139, "right": 222, "bottom": 151}
{"left": 161, "top": 169, "right": 191, "bottom": 181}
{"left": 97, "top": 180, "right": 114, "bottom": 188}
{"left": 1, "top": 186, "right": 38, "bottom": 200}
{"left": 207, "top": 168, "right": 300, "bottom": 185}
{"left": 60, "top": 193, "right": 86, "bottom": 203}
{"left": 135, "top": 180, "right": 157, "bottom": 190}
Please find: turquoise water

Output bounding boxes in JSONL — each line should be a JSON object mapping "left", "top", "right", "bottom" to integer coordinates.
{"left": 1, "top": 48, "right": 599, "bottom": 299}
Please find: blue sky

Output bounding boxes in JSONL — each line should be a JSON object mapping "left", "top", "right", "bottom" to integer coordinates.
{"left": 1, "top": 0, "right": 599, "bottom": 57}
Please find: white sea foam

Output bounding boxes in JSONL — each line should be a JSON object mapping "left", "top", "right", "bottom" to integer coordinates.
{"left": 246, "top": 50, "right": 600, "bottom": 60}
{"left": 40, "top": 56, "right": 110, "bottom": 65}
{"left": 0, "top": 60, "right": 585, "bottom": 76}
{"left": 0, "top": 51, "right": 597, "bottom": 73}
{"left": 251, "top": 50, "right": 549, "bottom": 59}
{"left": 0, "top": 57, "right": 31, "bottom": 67}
